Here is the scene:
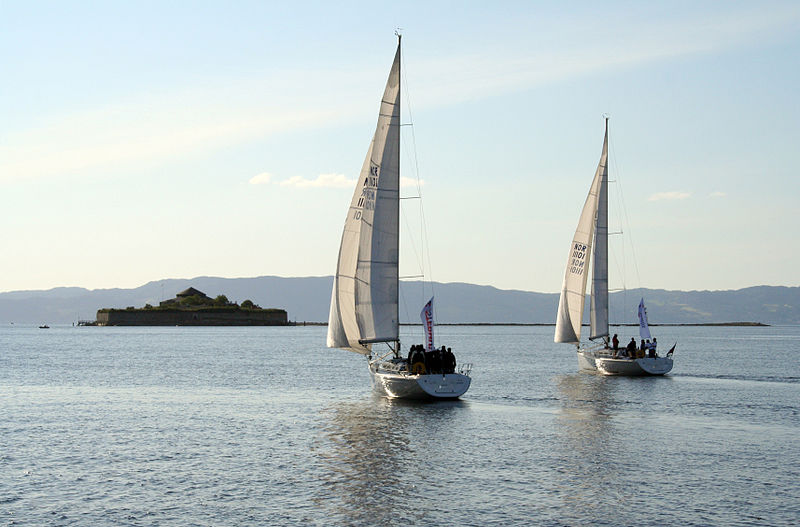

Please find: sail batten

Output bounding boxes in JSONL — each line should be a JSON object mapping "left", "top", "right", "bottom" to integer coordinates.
{"left": 328, "top": 41, "right": 401, "bottom": 355}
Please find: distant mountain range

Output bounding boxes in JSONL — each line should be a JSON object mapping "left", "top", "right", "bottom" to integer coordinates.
{"left": 0, "top": 276, "right": 797, "bottom": 325}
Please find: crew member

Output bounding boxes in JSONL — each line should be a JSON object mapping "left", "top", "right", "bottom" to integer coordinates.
{"left": 443, "top": 347, "right": 456, "bottom": 373}
{"left": 624, "top": 338, "right": 636, "bottom": 357}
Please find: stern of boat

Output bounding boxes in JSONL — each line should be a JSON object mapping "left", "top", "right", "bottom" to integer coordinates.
{"left": 369, "top": 361, "right": 471, "bottom": 400}
{"left": 636, "top": 357, "right": 673, "bottom": 375}
{"left": 417, "top": 373, "right": 471, "bottom": 399}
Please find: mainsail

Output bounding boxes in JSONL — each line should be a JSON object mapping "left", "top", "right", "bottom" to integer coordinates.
{"left": 554, "top": 118, "right": 609, "bottom": 344}
{"left": 589, "top": 119, "right": 609, "bottom": 340}
{"left": 327, "top": 40, "right": 401, "bottom": 354}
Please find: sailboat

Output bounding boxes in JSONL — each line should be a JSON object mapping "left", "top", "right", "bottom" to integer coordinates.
{"left": 554, "top": 117, "right": 674, "bottom": 376}
{"left": 327, "top": 35, "right": 472, "bottom": 399}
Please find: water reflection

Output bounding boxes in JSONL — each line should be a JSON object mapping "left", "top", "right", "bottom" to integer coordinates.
{"left": 556, "top": 374, "right": 615, "bottom": 442}
{"left": 553, "top": 374, "right": 623, "bottom": 520}
{"left": 312, "top": 396, "right": 463, "bottom": 526}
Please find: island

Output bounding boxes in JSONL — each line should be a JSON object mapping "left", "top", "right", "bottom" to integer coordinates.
{"left": 96, "top": 287, "right": 288, "bottom": 326}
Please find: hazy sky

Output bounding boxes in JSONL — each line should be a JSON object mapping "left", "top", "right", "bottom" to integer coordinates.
{"left": 2, "top": 1, "right": 799, "bottom": 294}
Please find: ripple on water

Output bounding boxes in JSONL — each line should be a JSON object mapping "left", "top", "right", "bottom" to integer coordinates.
{"left": 0, "top": 325, "right": 799, "bottom": 525}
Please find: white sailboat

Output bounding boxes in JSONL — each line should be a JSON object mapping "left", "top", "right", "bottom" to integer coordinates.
{"left": 327, "top": 35, "right": 472, "bottom": 399}
{"left": 554, "top": 117, "right": 674, "bottom": 376}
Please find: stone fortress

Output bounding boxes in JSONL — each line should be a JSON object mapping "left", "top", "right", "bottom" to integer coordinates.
{"left": 96, "top": 287, "right": 288, "bottom": 326}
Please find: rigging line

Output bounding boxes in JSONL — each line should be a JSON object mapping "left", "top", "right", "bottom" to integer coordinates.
{"left": 398, "top": 164, "right": 424, "bottom": 327}
{"left": 609, "top": 248, "right": 627, "bottom": 324}
{"left": 398, "top": 139, "right": 425, "bottom": 291}
{"left": 608, "top": 133, "right": 625, "bottom": 322}
{"left": 398, "top": 282, "right": 412, "bottom": 333}
{"left": 609, "top": 133, "right": 643, "bottom": 290}
{"left": 400, "top": 46, "right": 434, "bottom": 304}
{"left": 400, "top": 202, "right": 424, "bottom": 280}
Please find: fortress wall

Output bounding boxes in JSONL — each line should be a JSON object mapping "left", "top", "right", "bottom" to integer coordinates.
{"left": 97, "top": 309, "right": 287, "bottom": 326}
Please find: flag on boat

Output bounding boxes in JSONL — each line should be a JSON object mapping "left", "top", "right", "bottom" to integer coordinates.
{"left": 638, "top": 298, "right": 652, "bottom": 340}
{"left": 666, "top": 343, "right": 676, "bottom": 357}
{"left": 420, "top": 297, "right": 434, "bottom": 351}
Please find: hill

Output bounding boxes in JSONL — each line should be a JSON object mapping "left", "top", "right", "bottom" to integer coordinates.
{"left": 0, "top": 276, "right": 797, "bottom": 325}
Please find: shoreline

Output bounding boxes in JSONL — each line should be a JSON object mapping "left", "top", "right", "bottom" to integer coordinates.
{"left": 294, "top": 321, "right": 771, "bottom": 327}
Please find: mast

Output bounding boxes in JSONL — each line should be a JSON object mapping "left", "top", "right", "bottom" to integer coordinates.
{"left": 395, "top": 32, "right": 401, "bottom": 356}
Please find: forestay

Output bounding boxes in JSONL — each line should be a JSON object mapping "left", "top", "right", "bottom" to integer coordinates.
{"left": 554, "top": 119, "right": 609, "bottom": 344}
{"left": 327, "top": 41, "right": 401, "bottom": 354}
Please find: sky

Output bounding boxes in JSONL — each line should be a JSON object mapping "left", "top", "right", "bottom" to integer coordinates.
{"left": 1, "top": 0, "right": 799, "bottom": 294}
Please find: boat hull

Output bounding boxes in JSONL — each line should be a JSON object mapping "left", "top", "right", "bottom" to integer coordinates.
{"left": 595, "top": 356, "right": 673, "bottom": 376}
{"left": 578, "top": 348, "right": 673, "bottom": 376}
{"left": 369, "top": 364, "right": 471, "bottom": 400}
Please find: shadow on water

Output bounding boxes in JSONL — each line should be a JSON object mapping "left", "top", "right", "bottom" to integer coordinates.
{"left": 311, "top": 395, "right": 464, "bottom": 526}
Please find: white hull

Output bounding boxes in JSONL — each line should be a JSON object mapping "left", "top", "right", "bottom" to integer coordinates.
{"left": 369, "top": 362, "right": 471, "bottom": 400}
{"left": 578, "top": 350, "right": 673, "bottom": 376}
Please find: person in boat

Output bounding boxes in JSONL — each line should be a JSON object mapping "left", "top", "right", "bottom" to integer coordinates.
{"left": 611, "top": 334, "right": 619, "bottom": 356}
{"left": 648, "top": 338, "right": 657, "bottom": 358}
{"left": 442, "top": 347, "right": 456, "bottom": 374}
{"left": 622, "top": 338, "right": 636, "bottom": 358}
{"left": 428, "top": 346, "right": 442, "bottom": 374}
{"left": 409, "top": 345, "right": 426, "bottom": 374}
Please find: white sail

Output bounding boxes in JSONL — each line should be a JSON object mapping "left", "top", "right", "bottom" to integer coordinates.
{"left": 327, "top": 41, "right": 401, "bottom": 354}
{"left": 590, "top": 120, "right": 609, "bottom": 340}
{"left": 554, "top": 119, "right": 609, "bottom": 344}
{"left": 638, "top": 298, "right": 652, "bottom": 340}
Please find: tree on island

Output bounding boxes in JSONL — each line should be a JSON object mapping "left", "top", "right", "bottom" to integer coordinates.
{"left": 180, "top": 294, "right": 207, "bottom": 306}
{"left": 214, "top": 295, "right": 229, "bottom": 306}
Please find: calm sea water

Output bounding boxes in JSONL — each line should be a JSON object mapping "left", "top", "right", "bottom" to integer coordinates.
{"left": 1, "top": 324, "right": 798, "bottom": 526}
